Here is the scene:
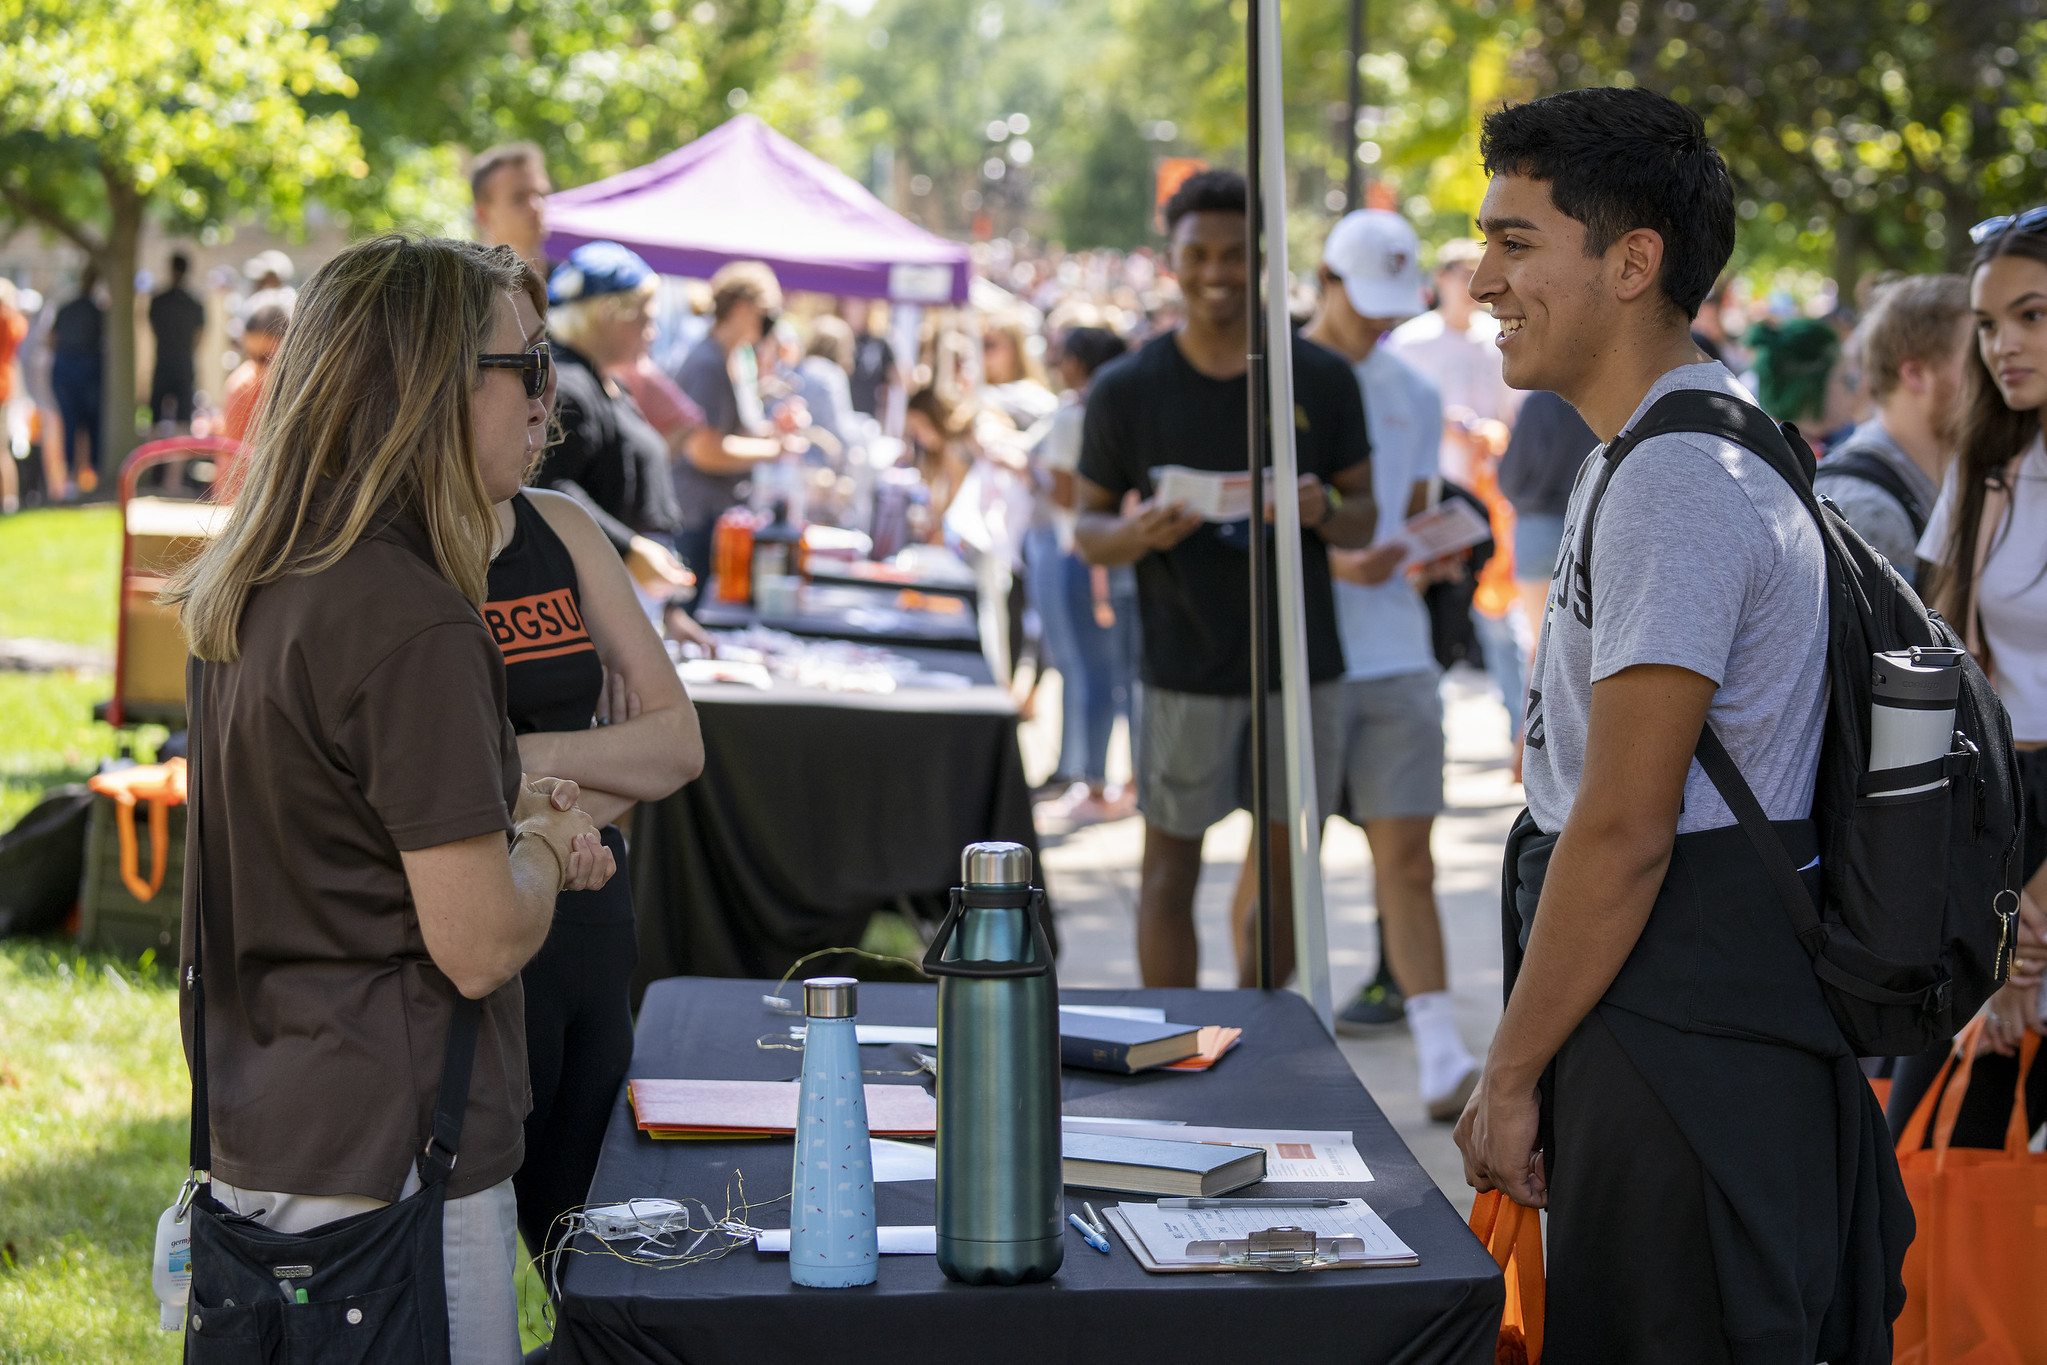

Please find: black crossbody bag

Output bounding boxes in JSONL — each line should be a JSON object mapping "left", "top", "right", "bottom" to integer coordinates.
{"left": 180, "top": 658, "right": 480, "bottom": 1363}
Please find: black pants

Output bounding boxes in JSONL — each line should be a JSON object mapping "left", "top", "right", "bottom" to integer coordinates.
{"left": 1886, "top": 746, "right": 2047, "bottom": 1148}
{"left": 150, "top": 366, "right": 195, "bottom": 427}
{"left": 514, "top": 828, "right": 637, "bottom": 1282}
{"left": 1548, "top": 1011, "right": 1736, "bottom": 1365}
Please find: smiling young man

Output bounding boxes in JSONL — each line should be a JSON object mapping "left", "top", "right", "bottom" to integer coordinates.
{"left": 1074, "top": 168, "right": 1378, "bottom": 989}
{"left": 1452, "top": 88, "right": 1910, "bottom": 1362}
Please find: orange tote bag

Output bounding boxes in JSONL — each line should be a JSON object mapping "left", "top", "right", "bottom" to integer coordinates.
{"left": 1893, "top": 1021, "right": 2047, "bottom": 1364}
{"left": 1469, "top": 1189, "right": 1544, "bottom": 1365}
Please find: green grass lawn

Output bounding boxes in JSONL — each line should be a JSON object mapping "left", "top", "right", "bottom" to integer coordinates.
{"left": 0, "top": 671, "right": 165, "bottom": 830}
{"left": 0, "top": 507, "right": 553, "bottom": 1359}
{"left": 0, "top": 506, "right": 121, "bottom": 648}
{"left": 0, "top": 945, "right": 186, "bottom": 1364}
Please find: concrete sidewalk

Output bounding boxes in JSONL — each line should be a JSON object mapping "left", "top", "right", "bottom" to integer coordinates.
{"left": 1021, "top": 667, "right": 1520, "bottom": 1212}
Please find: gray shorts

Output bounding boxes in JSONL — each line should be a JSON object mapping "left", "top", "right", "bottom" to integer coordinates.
{"left": 1136, "top": 681, "right": 1346, "bottom": 839}
{"left": 1339, "top": 670, "right": 1446, "bottom": 822}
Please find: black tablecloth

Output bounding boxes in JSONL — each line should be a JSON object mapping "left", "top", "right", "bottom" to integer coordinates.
{"left": 695, "top": 583, "right": 981, "bottom": 652}
{"left": 629, "top": 648, "right": 1038, "bottom": 991}
{"left": 551, "top": 978, "right": 1503, "bottom": 1365}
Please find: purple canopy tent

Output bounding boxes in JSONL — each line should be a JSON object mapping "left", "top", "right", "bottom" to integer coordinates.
{"left": 544, "top": 115, "right": 971, "bottom": 305}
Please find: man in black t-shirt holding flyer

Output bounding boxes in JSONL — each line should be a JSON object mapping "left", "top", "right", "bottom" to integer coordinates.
{"left": 1075, "top": 169, "right": 1378, "bottom": 989}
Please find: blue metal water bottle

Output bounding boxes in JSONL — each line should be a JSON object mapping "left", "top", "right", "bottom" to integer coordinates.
{"left": 924, "top": 842, "right": 1063, "bottom": 1285}
{"left": 789, "top": 976, "right": 878, "bottom": 1287}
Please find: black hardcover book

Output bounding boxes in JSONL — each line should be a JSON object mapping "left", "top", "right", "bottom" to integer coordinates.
{"left": 1059, "top": 1015, "right": 1203, "bottom": 1074}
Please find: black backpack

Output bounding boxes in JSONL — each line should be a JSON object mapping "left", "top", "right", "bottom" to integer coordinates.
{"left": 1580, "top": 389, "right": 2024, "bottom": 1057}
{"left": 1821, "top": 444, "right": 1930, "bottom": 543}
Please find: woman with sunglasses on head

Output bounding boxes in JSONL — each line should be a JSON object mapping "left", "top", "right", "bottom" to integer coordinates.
{"left": 1888, "top": 206, "right": 2047, "bottom": 1146}
{"left": 530, "top": 242, "right": 699, "bottom": 616}
{"left": 481, "top": 264, "right": 705, "bottom": 1286}
{"left": 168, "top": 235, "right": 617, "bottom": 1361}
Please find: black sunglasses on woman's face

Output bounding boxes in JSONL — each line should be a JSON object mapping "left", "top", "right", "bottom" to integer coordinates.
{"left": 477, "top": 341, "right": 551, "bottom": 399}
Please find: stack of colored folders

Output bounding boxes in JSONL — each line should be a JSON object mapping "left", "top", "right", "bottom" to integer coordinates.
{"left": 1163, "top": 1027, "right": 1242, "bottom": 1072}
{"left": 627, "top": 1078, "right": 937, "bottom": 1139}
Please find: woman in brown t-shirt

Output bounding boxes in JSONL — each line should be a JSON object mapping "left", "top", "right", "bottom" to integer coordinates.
{"left": 166, "top": 234, "right": 616, "bottom": 1361}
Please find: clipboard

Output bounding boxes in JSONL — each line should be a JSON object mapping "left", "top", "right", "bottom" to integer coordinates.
{"left": 1103, "top": 1208, "right": 1407, "bottom": 1274}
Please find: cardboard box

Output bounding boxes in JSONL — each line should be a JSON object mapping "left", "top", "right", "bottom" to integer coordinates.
{"left": 121, "top": 575, "right": 190, "bottom": 719}
{"left": 125, "top": 496, "right": 228, "bottom": 578}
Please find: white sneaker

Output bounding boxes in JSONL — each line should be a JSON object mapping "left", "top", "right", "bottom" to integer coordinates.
{"left": 1423, "top": 1063, "right": 1479, "bottom": 1124}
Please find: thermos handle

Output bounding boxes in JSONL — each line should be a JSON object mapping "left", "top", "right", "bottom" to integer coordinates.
{"left": 921, "top": 888, "right": 1055, "bottom": 979}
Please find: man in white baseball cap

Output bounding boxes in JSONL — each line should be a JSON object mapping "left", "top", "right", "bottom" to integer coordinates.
{"left": 1236, "top": 208, "right": 1480, "bottom": 1116}
{"left": 1321, "top": 208, "right": 1430, "bottom": 321}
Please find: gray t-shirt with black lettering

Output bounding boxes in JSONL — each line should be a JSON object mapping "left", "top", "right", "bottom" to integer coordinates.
{"left": 1522, "top": 362, "right": 1828, "bottom": 835}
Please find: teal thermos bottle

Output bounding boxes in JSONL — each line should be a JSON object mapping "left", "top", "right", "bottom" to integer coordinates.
{"left": 789, "top": 976, "right": 878, "bottom": 1287}
{"left": 924, "top": 841, "right": 1063, "bottom": 1285}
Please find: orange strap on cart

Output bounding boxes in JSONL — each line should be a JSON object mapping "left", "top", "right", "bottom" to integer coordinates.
{"left": 87, "top": 758, "right": 188, "bottom": 902}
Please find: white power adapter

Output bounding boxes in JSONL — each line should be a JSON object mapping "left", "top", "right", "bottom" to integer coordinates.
{"left": 582, "top": 1199, "right": 695, "bottom": 1242}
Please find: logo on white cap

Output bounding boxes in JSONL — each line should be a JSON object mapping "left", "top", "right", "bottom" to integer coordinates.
{"left": 1323, "top": 210, "right": 1427, "bottom": 321}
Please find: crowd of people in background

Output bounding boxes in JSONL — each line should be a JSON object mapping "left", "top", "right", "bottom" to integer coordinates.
{"left": 0, "top": 68, "right": 2037, "bottom": 1359}
{"left": 0, "top": 140, "right": 2027, "bottom": 1051}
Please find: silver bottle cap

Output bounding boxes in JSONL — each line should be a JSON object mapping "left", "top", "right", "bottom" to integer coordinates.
{"left": 961, "top": 841, "right": 1033, "bottom": 888}
{"left": 803, "top": 976, "right": 858, "bottom": 1019}
{"left": 1873, "top": 648, "right": 1962, "bottom": 704}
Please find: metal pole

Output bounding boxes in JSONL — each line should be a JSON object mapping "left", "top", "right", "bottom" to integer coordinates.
{"left": 1257, "top": 0, "right": 1335, "bottom": 1032}
{"left": 1245, "top": 0, "right": 1274, "bottom": 993}
{"left": 1345, "top": 0, "right": 1366, "bottom": 211}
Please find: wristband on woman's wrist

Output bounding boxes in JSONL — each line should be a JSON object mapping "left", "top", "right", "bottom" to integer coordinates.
{"left": 512, "top": 826, "right": 568, "bottom": 892}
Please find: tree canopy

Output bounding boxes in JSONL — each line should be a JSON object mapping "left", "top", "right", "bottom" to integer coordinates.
{"left": 818, "top": 0, "right": 2047, "bottom": 276}
{"left": 0, "top": 0, "right": 366, "bottom": 463}
{"left": 0, "top": 0, "right": 815, "bottom": 466}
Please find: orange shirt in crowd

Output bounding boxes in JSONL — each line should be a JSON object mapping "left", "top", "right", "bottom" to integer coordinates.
{"left": 219, "top": 358, "right": 268, "bottom": 444}
{"left": 213, "top": 358, "right": 274, "bottom": 499}
{"left": 0, "top": 303, "right": 27, "bottom": 405}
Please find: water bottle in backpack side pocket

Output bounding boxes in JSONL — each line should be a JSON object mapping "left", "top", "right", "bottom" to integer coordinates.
{"left": 1868, "top": 647, "right": 1963, "bottom": 797}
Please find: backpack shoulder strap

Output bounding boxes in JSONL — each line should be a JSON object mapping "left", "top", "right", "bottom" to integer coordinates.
{"left": 1575, "top": 387, "right": 1812, "bottom": 587}
{"left": 1693, "top": 725, "right": 1824, "bottom": 952}
{"left": 1822, "top": 446, "right": 1929, "bottom": 538}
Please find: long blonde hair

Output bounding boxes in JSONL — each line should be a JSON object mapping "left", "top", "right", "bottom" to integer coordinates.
{"left": 167, "top": 235, "right": 531, "bottom": 661}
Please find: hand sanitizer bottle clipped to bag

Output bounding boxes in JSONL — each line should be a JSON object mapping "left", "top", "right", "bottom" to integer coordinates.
{"left": 925, "top": 842, "right": 1064, "bottom": 1285}
{"left": 789, "top": 976, "right": 878, "bottom": 1287}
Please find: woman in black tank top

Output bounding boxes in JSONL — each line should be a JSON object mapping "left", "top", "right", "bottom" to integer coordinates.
{"left": 485, "top": 486, "right": 703, "bottom": 1287}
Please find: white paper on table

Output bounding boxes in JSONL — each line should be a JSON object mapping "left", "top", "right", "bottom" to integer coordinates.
{"left": 869, "top": 1138, "right": 937, "bottom": 1184}
{"left": 793, "top": 1013, "right": 1163, "bottom": 1047}
{"left": 1395, "top": 498, "right": 1493, "bottom": 568}
{"left": 753, "top": 1225, "right": 937, "bottom": 1255}
{"left": 788, "top": 1024, "right": 939, "bottom": 1048}
{"left": 1057, "top": 1005, "right": 1168, "bottom": 1023}
{"left": 1058, "top": 1120, "right": 1372, "bottom": 1183}
{"left": 1111, "top": 1198, "right": 1412, "bottom": 1266}
{"left": 1148, "top": 465, "right": 1278, "bottom": 523}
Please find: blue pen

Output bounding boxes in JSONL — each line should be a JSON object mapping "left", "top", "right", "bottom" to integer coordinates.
{"left": 1066, "top": 1212, "right": 1111, "bottom": 1255}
